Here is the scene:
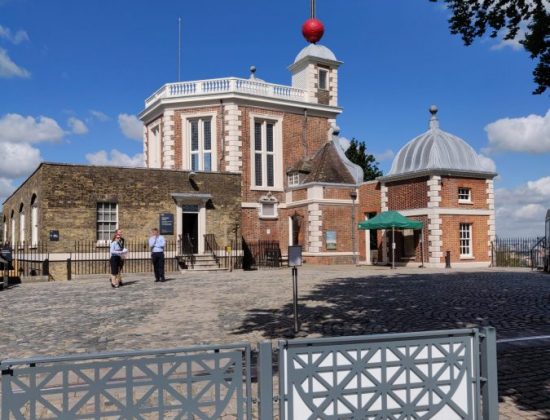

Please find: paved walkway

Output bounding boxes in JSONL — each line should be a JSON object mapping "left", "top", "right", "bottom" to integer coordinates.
{"left": 1, "top": 266, "right": 549, "bottom": 418}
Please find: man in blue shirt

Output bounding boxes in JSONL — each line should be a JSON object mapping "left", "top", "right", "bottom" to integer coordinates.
{"left": 148, "top": 228, "right": 166, "bottom": 282}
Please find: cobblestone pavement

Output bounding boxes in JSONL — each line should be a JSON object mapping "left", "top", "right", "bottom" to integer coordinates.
{"left": 1, "top": 266, "right": 549, "bottom": 418}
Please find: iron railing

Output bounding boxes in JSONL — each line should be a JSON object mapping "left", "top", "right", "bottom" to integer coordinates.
{"left": 242, "top": 240, "right": 282, "bottom": 269}
{"left": 530, "top": 236, "right": 546, "bottom": 270}
{"left": 204, "top": 233, "right": 220, "bottom": 267}
{"left": 70, "top": 240, "right": 180, "bottom": 276}
{"left": 491, "top": 237, "right": 542, "bottom": 268}
{"left": 177, "top": 234, "right": 195, "bottom": 269}
{"left": 0, "top": 241, "right": 49, "bottom": 280}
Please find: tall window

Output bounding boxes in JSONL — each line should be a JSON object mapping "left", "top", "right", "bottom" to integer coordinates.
{"left": 31, "top": 198, "right": 38, "bottom": 247}
{"left": 319, "top": 68, "right": 328, "bottom": 90}
{"left": 10, "top": 211, "right": 15, "bottom": 245}
{"left": 97, "top": 203, "right": 118, "bottom": 242}
{"left": 148, "top": 124, "right": 161, "bottom": 168}
{"left": 189, "top": 118, "right": 212, "bottom": 171}
{"left": 19, "top": 204, "right": 25, "bottom": 244}
{"left": 458, "top": 187, "right": 471, "bottom": 202}
{"left": 459, "top": 223, "right": 472, "bottom": 257}
{"left": 253, "top": 120, "right": 275, "bottom": 187}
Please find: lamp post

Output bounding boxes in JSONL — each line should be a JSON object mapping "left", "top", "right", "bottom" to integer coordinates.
{"left": 350, "top": 191, "right": 357, "bottom": 265}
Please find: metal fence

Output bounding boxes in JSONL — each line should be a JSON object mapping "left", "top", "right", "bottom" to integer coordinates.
{"left": 0, "top": 242, "right": 49, "bottom": 280}
{"left": 69, "top": 240, "right": 180, "bottom": 276}
{"left": 491, "top": 237, "right": 544, "bottom": 269}
{"left": 1, "top": 328, "right": 498, "bottom": 419}
{"left": 242, "top": 240, "right": 283, "bottom": 269}
{"left": 0, "top": 343, "right": 253, "bottom": 419}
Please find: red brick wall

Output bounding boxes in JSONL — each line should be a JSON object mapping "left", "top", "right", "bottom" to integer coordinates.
{"left": 320, "top": 205, "right": 353, "bottom": 252}
{"left": 387, "top": 177, "right": 429, "bottom": 210}
{"left": 292, "top": 189, "right": 307, "bottom": 202}
{"left": 440, "top": 177, "right": 488, "bottom": 209}
{"left": 439, "top": 215, "right": 489, "bottom": 263}
{"left": 324, "top": 187, "right": 355, "bottom": 200}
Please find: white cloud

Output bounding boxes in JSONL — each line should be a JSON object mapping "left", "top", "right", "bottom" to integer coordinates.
{"left": 67, "top": 117, "right": 88, "bottom": 135}
{"left": 376, "top": 149, "right": 395, "bottom": 162}
{"left": 85, "top": 149, "right": 144, "bottom": 167}
{"left": 0, "top": 48, "right": 30, "bottom": 78}
{"left": 118, "top": 114, "right": 143, "bottom": 141}
{"left": 89, "top": 110, "right": 110, "bottom": 122}
{"left": 490, "top": 27, "right": 525, "bottom": 51}
{"left": 0, "top": 25, "right": 29, "bottom": 44}
{"left": 478, "top": 154, "right": 496, "bottom": 172}
{"left": 485, "top": 109, "right": 550, "bottom": 153}
{"left": 0, "top": 142, "right": 41, "bottom": 178}
{"left": 0, "top": 113, "right": 65, "bottom": 143}
{"left": 0, "top": 177, "right": 16, "bottom": 204}
{"left": 495, "top": 175, "right": 550, "bottom": 236}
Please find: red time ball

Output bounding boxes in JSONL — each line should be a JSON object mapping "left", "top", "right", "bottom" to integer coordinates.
{"left": 302, "top": 18, "right": 324, "bottom": 43}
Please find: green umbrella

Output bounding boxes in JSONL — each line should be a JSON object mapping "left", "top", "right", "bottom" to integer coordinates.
{"left": 358, "top": 211, "right": 423, "bottom": 268}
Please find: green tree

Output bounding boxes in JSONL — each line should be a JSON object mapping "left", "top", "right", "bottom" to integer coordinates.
{"left": 345, "top": 138, "right": 383, "bottom": 181}
{"left": 430, "top": 0, "right": 549, "bottom": 95}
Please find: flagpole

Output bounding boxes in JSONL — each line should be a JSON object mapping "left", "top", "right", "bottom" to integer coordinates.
{"left": 178, "top": 17, "right": 182, "bottom": 81}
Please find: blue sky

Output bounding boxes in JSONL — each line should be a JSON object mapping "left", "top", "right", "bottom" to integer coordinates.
{"left": 1, "top": 0, "right": 549, "bottom": 236}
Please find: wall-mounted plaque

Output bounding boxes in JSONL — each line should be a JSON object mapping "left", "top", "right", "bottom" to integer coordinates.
{"left": 159, "top": 213, "right": 174, "bottom": 235}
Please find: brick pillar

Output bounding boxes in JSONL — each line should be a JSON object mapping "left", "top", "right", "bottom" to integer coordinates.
{"left": 427, "top": 176, "right": 442, "bottom": 264}
{"left": 224, "top": 103, "right": 242, "bottom": 173}
{"left": 162, "top": 110, "right": 175, "bottom": 169}
{"left": 486, "top": 179, "right": 496, "bottom": 258}
{"left": 380, "top": 183, "right": 388, "bottom": 263}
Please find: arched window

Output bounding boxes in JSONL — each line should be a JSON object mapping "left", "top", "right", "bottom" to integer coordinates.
{"left": 2, "top": 215, "right": 6, "bottom": 244}
{"left": 19, "top": 203, "right": 25, "bottom": 245}
{"left": 30, "top": 194, "right": 38, "bottom": 246}
{"left": 10, "top": 210, "right": 15, "bottom": 246}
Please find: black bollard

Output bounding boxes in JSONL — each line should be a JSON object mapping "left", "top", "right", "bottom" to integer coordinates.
{"left": 445, "top": 251, "right": 451, "bottom": 269}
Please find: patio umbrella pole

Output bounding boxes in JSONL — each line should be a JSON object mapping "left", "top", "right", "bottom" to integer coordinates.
{"left": 392, "top": 226, "right": 395, "bottom": 269}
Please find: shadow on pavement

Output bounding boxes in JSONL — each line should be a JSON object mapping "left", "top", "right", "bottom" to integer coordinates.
{"left": 234, "top": 271, "right": 550, "bottom": 416}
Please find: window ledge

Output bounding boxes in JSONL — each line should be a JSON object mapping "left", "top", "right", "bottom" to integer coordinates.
{"left": 458, "top": 200, "right": 473, "bottom": 205}
{"left": 459, "top": 255, "right": 475, "bottom": 260}
{"left": 259, "top": 216, "right": 278, "bottom": 220}
{"left": 251, "top": 187, "right": 284, "bottom": 192}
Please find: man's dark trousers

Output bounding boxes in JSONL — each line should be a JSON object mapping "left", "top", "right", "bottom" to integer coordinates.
{"left": 151, "top": 252, "right": 165, "bottom": 282}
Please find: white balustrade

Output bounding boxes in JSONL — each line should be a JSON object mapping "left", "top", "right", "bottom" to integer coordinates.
{"left": 145, "top": 77, "right": 307, "bottom": 107}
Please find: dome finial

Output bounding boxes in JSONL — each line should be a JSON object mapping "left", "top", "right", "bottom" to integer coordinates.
{"left": 429, "top": 105, "right": 439, "bottom": 129}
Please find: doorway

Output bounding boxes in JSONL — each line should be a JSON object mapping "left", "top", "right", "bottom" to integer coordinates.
{"left": 182, "top": 213, "right": 199, "bottom": 254}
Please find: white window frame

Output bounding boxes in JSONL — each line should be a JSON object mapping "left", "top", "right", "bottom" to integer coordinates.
{"left": 459, "top": 223, "right": 473, "bottom": 258}
{"left": 96, "top": 202, "right": 118, "bottom": 245}
{"left": 31, "top": 203, "right": 38, "bottom": 247}
{"left": 19, "top": 205, "right": 25, "bottom": 245}
{"left": 458, "top": 187, "right": 472, "bottom": 203}
{"left": 181, "top": 112, "right": 217, "bottom": 172}
{"left": 288, "top": 173, "right": 300, "bottom": 187}
{"left": 259, "top": 192, "right": 278, "bottom": 219}
{"left": 11, "top": 215, "right": 15, "bottom": 246}
{"left": 147, "top": 121, "right": 162, "bottom": 168}
{"left": 318, "top": 68, "right": 328, "bottom": 90}
{"left": 249, "top": 114, "right": 283, "bottom": 191}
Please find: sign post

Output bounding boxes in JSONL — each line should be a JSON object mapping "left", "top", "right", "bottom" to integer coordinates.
{"left": 288, "top": 245, "right": 303, "bottom": 336}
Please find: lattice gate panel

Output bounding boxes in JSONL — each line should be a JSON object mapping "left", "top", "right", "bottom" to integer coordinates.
{"left": 1, "top": 345, "right": 252, "bottom": 419}
{"left": 279, "top": 331, "right": 481, "bottom": 420}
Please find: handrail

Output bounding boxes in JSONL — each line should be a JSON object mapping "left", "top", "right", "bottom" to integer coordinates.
{"left": 204, "top": 234, "right": 220, "bottom": 267}
{"left": 530, "top": 236, "right": 546, "bottom": 270}
{"left": 178, "top": 234, "right": 195, "bottom": 269}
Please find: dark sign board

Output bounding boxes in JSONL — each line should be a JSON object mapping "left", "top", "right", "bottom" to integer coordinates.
{"left": 159, "top": 213, "right": 174, "bottom": 235}
{"left": 49, "top": 230, "right": 59, "bottom": 241}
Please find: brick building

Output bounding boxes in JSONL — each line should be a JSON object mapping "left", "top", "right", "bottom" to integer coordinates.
{"left": 358, "top": 107, "right": 497, "bottom": 267}
{"left": 2, "top": 23, "right": 497, "bottom": 270}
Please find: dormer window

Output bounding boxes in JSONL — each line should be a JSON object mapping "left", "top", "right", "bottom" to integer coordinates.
{"left": 318, "top": 68, "right": 328, "bottom": 90}
{"left": 288, "top": 173, "right": 300, "bottom": 187}
{"left": 458, "top": 188, "right": 471, "bottom": 203}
